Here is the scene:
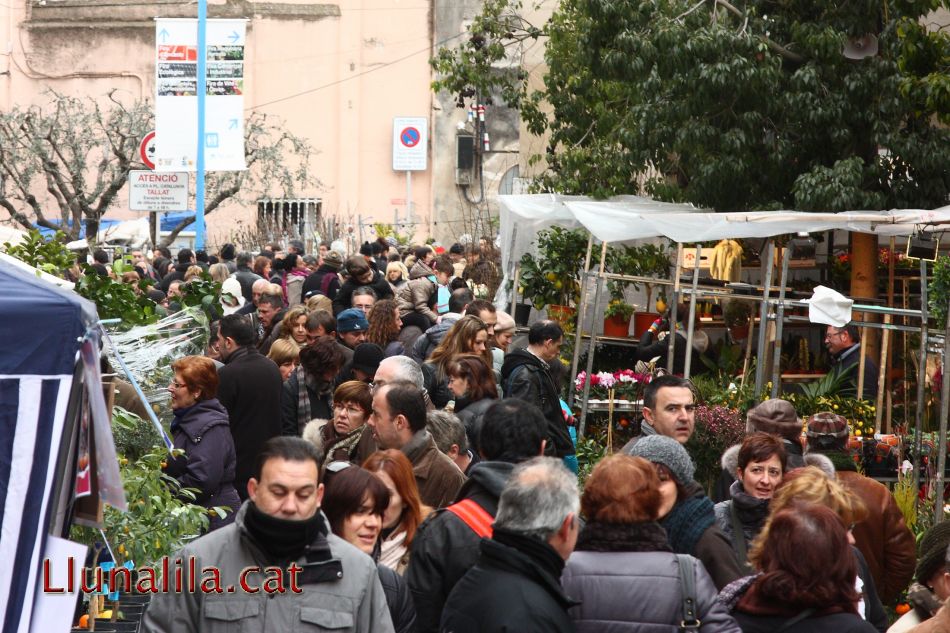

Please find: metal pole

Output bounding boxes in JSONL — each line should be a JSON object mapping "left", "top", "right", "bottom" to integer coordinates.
{"left": 578, "top": 272, "right": 606, "bottom": 439}
{"left": 667, "top": 244, "right": 683, "bottom": 373}
{"left": 568, "top": 235, "right": 595, "bottom": 409}
{"left": 935, "top": 298, "right": 950, "bottom": 524}
{"left": 195, "top": 0, "right": 208, "bottom": 250}
{"left": 683, "top": 244, "right": 702, "bottom": 379}
{"left": 915, "top": 259, "right": 929, "bottom": 503}
{"left": 770, "top": 245, "right": 791, "bottom": 398}
{"left": 406, "top": 171, "right": 413, "bottom": 225}
{"left": 754, "top": 242, "right": 776, "bottom": 397}
{"left": 876, "top": 315, "right": 890, "bottom": 433}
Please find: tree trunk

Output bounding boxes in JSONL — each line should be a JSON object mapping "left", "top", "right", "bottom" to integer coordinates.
{"left": 851, "top": 232, "right": 879, "bottom": 361}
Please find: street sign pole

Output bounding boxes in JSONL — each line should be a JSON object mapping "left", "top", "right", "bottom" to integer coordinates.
{"left": 406, "top": 171, "right": 412, "bottom": 225}
{"left": 195, "top": 0, "right": 207, "bottom": 249}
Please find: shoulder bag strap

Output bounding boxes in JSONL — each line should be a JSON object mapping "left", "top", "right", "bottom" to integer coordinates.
{"left": 446, "top": 499, "right": 494, "bottom": 538}
{"left": 773, "top": 608, "right": 816, "bottom": 633}
{"left": 675, "top": 554, "right": 701, "bottom": 632}
{"left": 729, "top": 501, "right": 749, "bottom": 568}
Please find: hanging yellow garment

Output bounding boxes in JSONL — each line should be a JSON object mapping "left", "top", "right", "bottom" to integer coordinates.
{"left": 708, "top": 239, "right": 743, "bottom": 282}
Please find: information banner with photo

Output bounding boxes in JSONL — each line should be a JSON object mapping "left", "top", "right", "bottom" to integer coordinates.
{"left": 154, "top": 18, "right": 248, "bottom": 172}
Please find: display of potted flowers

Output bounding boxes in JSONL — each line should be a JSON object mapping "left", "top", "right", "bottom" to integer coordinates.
{"left": 574, "top": 369, "right": 652, "bottom": 401}
{"left": 606, "top": 243, "right": 672, "bottom": 337}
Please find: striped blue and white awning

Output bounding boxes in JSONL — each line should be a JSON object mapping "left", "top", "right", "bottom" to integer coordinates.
{"left": 0, "top": 258, "right": 97, "bottom": 633}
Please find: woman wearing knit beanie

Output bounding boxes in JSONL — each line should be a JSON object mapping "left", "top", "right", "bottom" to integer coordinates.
{"left": 628, "top": 435, "right": 743, "bottom": 590}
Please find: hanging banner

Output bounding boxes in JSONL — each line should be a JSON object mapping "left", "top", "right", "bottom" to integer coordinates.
{"left": 154, "top": 18, "right": 247, "bottom": 172}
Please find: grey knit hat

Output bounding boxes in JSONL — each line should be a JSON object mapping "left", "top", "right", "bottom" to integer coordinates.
{"left": 627, "top": 435, "right": 695, "bottom": 484}
{"left": 747, "top": 399, "right": 802, "bottom": 441}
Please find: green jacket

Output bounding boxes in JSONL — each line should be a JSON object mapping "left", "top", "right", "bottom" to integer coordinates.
{"left": 142, "top": 502, "right": 395, "bottom": 633}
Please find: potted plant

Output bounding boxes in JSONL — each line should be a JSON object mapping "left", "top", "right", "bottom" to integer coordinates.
{"left": 607, "top": 244, "right": 671, "bottom": 337}
{"left": 517, "top": 227, "right": 591, "bottom": 322}
{"left": 723, "top": 300, "right": 753, "bottom": 339}
{"left": 603, "top": 298, "right": 634, "bottom": 337}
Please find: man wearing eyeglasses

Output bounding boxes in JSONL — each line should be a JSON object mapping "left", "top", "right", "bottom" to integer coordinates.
{"left": 824, "top": 323, "right": 877, "bottom": 399}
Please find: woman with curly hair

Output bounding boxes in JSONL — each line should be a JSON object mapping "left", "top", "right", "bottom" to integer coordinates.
{"left": 422, "top": 315, "right": 492, "bottom": 409}
{"left": 363, "top": 450, "right": 432, "bottom": 575}
{"left": 367, "top": 299, "right": 405, "bottom": 357}
{"left": 276, "top": 305, "right": 310, "bottom": 346}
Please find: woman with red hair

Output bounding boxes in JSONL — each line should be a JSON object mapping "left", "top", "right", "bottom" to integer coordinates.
{"left": 363, "top": 450, "right": 433, "bottom": 574}
{"left": 561, "top": 454, "right": 740, "bottom": 632}
{"left": 164, "top": 355, "right": 241, "bottom": 531}
{"left": 723, "top": 503, "right": 877, "bottom": 633}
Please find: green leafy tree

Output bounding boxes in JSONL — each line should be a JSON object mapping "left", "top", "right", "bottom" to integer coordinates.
{"left": 2, "top": 228, "right": 75, "bottom": 276}
{"left": 0, "top": 92, "right": 319, "bottom": 246}
{"left": 434, "top": 0, "right": 950, "bottom": 212}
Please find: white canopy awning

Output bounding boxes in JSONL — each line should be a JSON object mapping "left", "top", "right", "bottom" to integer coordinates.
{"left": 495, "top": 194, "right": 950, "bottom": 307}
{"left": 499, "top": 194, "right": 950, "bottom": 267}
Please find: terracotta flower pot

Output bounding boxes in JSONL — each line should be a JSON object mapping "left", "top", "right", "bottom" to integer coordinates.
{"left": 547, "top": 304, "right": 576, "bottom": 324}
{"left": 633, "top": 311, "right": 660, "bottom": 338}
{"left": 603, "top": 314, "right": 631, "bottom": 337}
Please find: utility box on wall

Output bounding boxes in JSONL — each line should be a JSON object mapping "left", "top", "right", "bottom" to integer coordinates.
{"left": 455, "top": 134, "right": 475, "bottom": 185}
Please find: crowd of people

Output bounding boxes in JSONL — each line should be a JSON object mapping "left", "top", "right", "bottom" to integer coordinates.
{"left": 121, "top": 238, "right": 942, "bottom": 633}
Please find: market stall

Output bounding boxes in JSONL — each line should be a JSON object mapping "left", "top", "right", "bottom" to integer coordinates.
{"left": 498, "top": 195, "right": 950, "bottom": 521}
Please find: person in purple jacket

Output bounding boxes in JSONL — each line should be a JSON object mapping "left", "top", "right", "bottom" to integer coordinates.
{"left": 164, "top": 355, "right": 241, "bottom": 531}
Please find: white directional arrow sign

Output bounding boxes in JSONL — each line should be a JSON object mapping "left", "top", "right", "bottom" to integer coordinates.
{"left": 154, "top": 18, "right": 248, "bottom": 172}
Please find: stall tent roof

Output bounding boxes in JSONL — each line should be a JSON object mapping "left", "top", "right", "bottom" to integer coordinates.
{"left": 497, "top": 194, "right": 950, "bottom": 273}
{"left": 0, "top": 257, "right": 97, "bottom": 375}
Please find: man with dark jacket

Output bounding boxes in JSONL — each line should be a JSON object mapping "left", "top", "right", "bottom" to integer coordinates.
{"left": 825, "top": 323, "right": 878, "bottom": 399}
{"left": 160, "top": 248, "right": 195, "bottom": 292}
{"left": 500, "top": 320, "right": 575, "bottom": 459}
{"left": 232, "top": 251, "right": 263, "bottom": 303}
{"left": 806, "top": 412, "right": 915, "bottom": 604}
{"left": 368, "top": 381, "right": 465, "bottom": 508}
{"left": 407, "top": 399, "right": 546, "bottom": 632}
{"left": 333, "top": 256, "right": 394, "bottom": 315}
{"left": 302, "top": 250, "right": 343, "bottom": 300}
{"left": 143, "top": 437, "right": 394, "bottom": 632}
{"left": 215, "top": 315, "right": 283, "bottom": 500}
{"left": 410, "top": 287, "right": 472, "bottom": 362}
{"left": 440, "top": 456, "right": 580, "bottom": 633}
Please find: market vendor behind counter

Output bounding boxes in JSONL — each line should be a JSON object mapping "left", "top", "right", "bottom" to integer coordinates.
{"left": 824, "top": 322, "right": 877, "bottom": 399}
{"left": 635, "top": 304, "right": 713, "bottom": 376}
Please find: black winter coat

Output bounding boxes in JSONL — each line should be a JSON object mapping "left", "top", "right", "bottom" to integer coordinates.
{"left": 500, "top": 349, "right": 574, "bottom": 457}
{"left": 734, "top": 611, "right": 877, "bottom": 633}
{"left": 378, "top": 563, "right": 416, "bottom": 633}
{"left": 407, "top": 461, "right": 514, "bottom": 633}
{"left": 421, "top": 362, "right": 453, "bottom": 410}
{"left": 455, "top": 397, "right": 495, "bottom": 452}
{"left": 160, "top": 262, "right": 191, "bottom": 292}
{"left": 301, "top": 265, "right": 341, "bottom": 300}
{"left": 332, "top": 270, "right": 394, "bottom": 315}
{"left": 281, "top": 369, "right": 333, "bottom": 436}
{"left": 635, "top": 329, "right": 710, "bottom": 376}
{"left": 216, "top": 346, "right": 283, "bottom": 498}
{"left": 232, "top": 265, "right": 263, "bottom": 303}
{"left": 440, "top": 528, "right": 576, "bottom": 633}
{"left": 165, "top": 398, "right": 241, "bottom": 531}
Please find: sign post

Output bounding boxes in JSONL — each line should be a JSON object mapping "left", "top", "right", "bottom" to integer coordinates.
{"left": 392, "top": 117, "right": 427, "bottom": 225}
{"left": 155, "top": 16, "right": 247, "bottom": 249}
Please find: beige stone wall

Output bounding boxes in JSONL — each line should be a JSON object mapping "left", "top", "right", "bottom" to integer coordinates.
{"left": 1, "top": 0, "right": 435, "bottom": 248}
